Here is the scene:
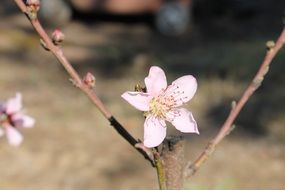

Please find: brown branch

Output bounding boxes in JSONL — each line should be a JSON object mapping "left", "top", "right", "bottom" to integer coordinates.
{"left": 185, "top": 28, "right": 285, "bottom": 178}
{"left": 13, "top": 0, "right": 154, "bottom": 166}
{"left": 162, "top": 136, "right": 186, "bottom": 190}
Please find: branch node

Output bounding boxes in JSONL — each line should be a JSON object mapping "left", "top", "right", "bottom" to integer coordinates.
{"left": 40, "top": 39, "right": 50, "bottom": 51}
{"left": 69, "top": 78, "right": 81, "bottom": 88}
{"left": 266, "top": 40, "right": 275, "bottom": 51}
{"left": 26, "top": 0, "right": 40, "bottom": 20}
{"left": 135, "top": 143, "right": 154, "bottom": 162}
{"left": 231, "top": 101, "right": 237, "bottom": 110}
{"left": 226, "top": 124, "right": 236, "bottom": 136}
{"left": 253, "top": 77, "right": 264, "bottom": 88}
{"left": 205, "top": 141, "right": 215, "bottom": 155}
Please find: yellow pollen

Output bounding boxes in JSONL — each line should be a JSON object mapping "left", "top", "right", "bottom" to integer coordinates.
{"left": 146, "top": 96, "right": 173, "bottom": 119}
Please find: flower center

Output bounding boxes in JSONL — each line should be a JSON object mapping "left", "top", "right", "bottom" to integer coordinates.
{"left": 145, "top": 84, "right": 188, "bottom": 120}
{"left": 148, "top": 96, "right": 172, "bottom": 119}
{"left": 0, "top": 112, "right": 14, "bottom": 127}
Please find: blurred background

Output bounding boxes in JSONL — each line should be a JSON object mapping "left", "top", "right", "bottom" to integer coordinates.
{"left": 0, "top": 0, "right": 285, "bottom": 189}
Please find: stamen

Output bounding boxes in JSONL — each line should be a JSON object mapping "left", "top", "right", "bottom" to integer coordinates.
{"left": 148, "top": 83, "right": 188, "bottom": 122}
{"left": 165, "top": 109, "right": 181, "bottom": 122}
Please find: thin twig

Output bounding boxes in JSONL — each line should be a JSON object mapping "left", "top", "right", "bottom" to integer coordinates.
{"left": 154, "top": 151, "right": 167, "bottom": 190}
{"left": 13, "top": 0, "right": 154, "bottom": 165}
{"left": 185, "top": 28, "right": 285, "bottom": 178}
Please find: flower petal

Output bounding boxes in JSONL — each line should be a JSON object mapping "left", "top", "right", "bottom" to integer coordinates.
{"left": 144, "top": 66, "right": 167, "bottom": 96}
{"left": 5, "top": 93, "right": 22, "bottom": 114}
{"left": 169, "top": 75, "right": 197, "bottom": 106}
{"left": 144, "top": 115, "right": 167, "bottom": 148}
{"left": 169, "top": 108, "right": 199, "bottom": 134}
{"left": 12, "top": 113, "right": 35, "bottom": 128}
{"left": 5, "top": 126, "right": 23, "bottom": 146}
{"left": 122, "top": 91, "right": 151, "bottom": 111}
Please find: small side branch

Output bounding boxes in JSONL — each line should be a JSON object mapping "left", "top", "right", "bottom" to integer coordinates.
{"left": 154, "top": 151, "right": 167, "bottom": 190}
{"left": 13, "top": 0, "right": 154, "bottom": 165}
{"left": 185, "top": 27, "right": 285, "bottom": 178}
{"left": 109, "top": 117, "right": 155, "bottom": 165}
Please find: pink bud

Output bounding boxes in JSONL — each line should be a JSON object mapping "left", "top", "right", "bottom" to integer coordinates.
{"left": 83, "top": 72, "right": 96, "bottom": 88}
{"left": 52, "top": 29, "right": 65, "bottom": 45}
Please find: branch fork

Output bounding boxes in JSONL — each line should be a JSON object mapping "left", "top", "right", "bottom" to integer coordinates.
{"left": 12, "top": 0, "right": 285, "bottom": 189}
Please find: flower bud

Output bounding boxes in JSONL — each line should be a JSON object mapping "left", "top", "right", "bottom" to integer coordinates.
{"left": 134, "top": 84, "right": 146, "bottom": 92}
{"left": 26, "top": 0, "right": 41, "bottom": 11}
{"left": 52, "top": 29, "right": 65, "bottom": 45}
{"left": 83, "top": 72, "right": 96, "bottom": 88}
{"left": 26, "top": 0, "right": 40, "bottom": 20}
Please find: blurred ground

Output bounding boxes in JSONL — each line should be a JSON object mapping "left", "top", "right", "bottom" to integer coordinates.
{"left": 0, "top": 1, "right": 285, "bottom": 190}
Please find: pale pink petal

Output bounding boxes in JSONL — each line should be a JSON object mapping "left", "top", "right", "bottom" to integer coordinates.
{"left": 144, "top": 66, "right": 167, "bottom": 96}
{"left": 5, "top": 126, "right": 23, "bottom": 146}
{"left": 122, "top": 91, "right": 151, "bottom": 111}
{"left": 20, "top": 115, "right": 35, "bottom": 128}
{"left": 169, "top": 108, "right": 199, "bottom": 134}
{"left": 12, "top": 113, "right": 35, "bottom": 128}
{"left": 6, "top": 93, "right": 22, "bottom": 114}
{"left": 169, "top": 75, "right": 197, "bottom": 106}
{"left": 144, "top": 115, "right": 167, "bottom": 148}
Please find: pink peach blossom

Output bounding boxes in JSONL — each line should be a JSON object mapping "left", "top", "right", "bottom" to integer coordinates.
{"left": 0, "top": 93, "right": 35, "bottom": 146}
{"left": 122, "top": 66, "right": 199, "bottom": 148}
